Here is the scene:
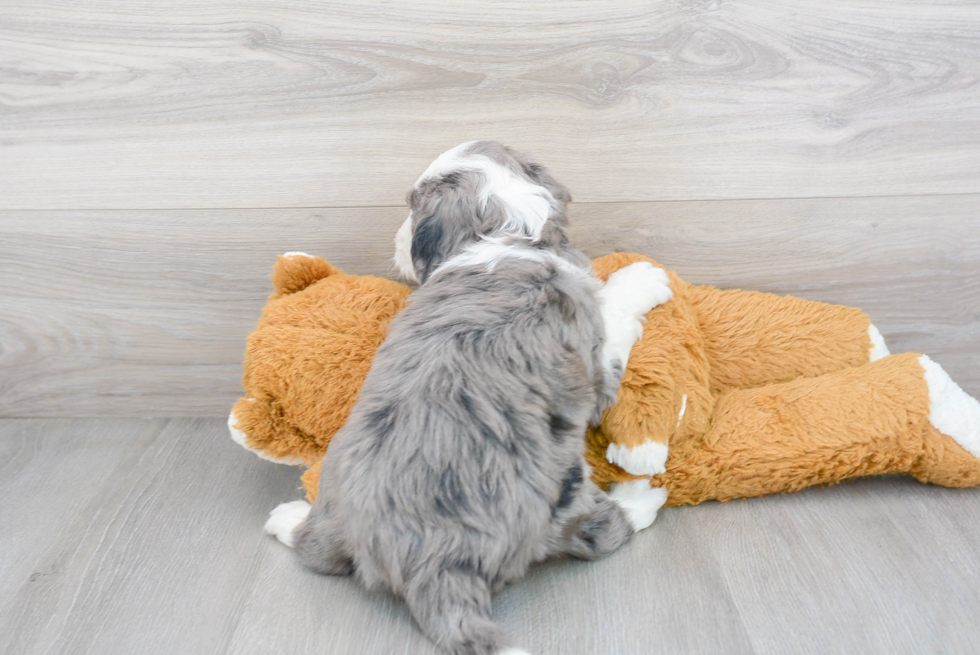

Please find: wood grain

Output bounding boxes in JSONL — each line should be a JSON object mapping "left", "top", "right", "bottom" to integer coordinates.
{"left": 0, "top": 418, "right": 302, "bottom": 655}
{"left": 693, "top": 477, "right": 980, "bottom": 654}
{"left": 5, "top": 417, "right": 980, "bottom": 653}
{"left": 2, "top": 0, "right": 979, "bottom": 209}
{"left": 0, "top": 419, "right": 163, "bottom": 610}
{"left": 2, "top": 194, "right": 977, "bottom": 417}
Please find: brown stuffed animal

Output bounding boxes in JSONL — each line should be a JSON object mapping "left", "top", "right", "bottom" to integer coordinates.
{"left": 230, "top": 252, "right": 980, "bottom": 518}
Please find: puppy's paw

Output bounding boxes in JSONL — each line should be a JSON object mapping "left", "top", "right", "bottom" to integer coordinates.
{"left": 603, "top": 262, "right": 673, "bottom": 320}
{"left": 608, "top": 480, "right": 668, "bottom": 532}
{"left": 264, "top": 500, "right": 311, "bottom": 548}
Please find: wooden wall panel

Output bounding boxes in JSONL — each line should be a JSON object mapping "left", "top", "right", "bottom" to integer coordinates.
{"left": 1, "top": 0, "right": 979, "bottom": 209}
{"left": 1, "top": 194, "right": 976, "bottom": 417}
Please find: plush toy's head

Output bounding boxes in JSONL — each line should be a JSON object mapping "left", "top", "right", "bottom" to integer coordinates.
{"left": 228, "top": 253, "right": 412, "bottom": 466}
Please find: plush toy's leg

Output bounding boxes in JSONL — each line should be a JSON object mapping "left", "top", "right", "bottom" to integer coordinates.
{"left": 596, "top": 261, "right": 675, "bottom": 473}
{"left": 686, "top": 285, "right": 888, "bottom": 394}
{"left": 300, "top": 459, "right": 322, "bottom": 503}
{"left": 228, "top": 397, "right": 310, "bottom": 465}
{"left": 656, "top": 353, "right": 980, "bottom": 506}
{"left": 909, "top": 356, "right": 980, "bottom": 486}
{"left": 598, "top": 261, "right": 675, "bottom": 376}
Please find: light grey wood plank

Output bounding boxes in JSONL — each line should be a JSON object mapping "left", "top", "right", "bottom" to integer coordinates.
{"left": 1, "top": 0, "right": 978, "bottom": 209}
{"left": 494, "top": 509, "right": 755, "bottom": 655}
{"left": 226, "top": 505, "right": 755, "bottom": 655}
{"left": 0, "top": 419, "right": 165, "bottom": 607}
{"left": 2, "top": 194, "right": 977, "bottom": 417}
{"left": 692, "top": 477, "right": 980, "bottom": 654}
{"left": 9, "top": 418, "right": 980, "bottom": 654}
{"left": 0, "top": 417, "right": 302, "bottom": 655}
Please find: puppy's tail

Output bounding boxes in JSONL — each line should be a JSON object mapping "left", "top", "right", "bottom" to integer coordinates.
{"left": 404, "top": 569, "right": 530, "bottom": 655}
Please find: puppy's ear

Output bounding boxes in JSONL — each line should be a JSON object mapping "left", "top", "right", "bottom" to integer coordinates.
{"left": 410, "top": 173, "right": 484, "bottom": 282}
{"left": 410, "top": 215, "right": 446, "bottom": 283}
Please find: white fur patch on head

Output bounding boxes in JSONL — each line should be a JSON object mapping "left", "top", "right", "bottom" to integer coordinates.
{"left": 282, "top": 251, "right": 312, "bottom": 258}
{"left": 417, "top": 142, "right": 557, "bottom": 243}
{"left": 393, "top": 214, "right": 418, "bottom": 283}
{"left": 608, "top": 480, "right": 668, "bottom": 532}
{"left": 416, "top": 141, "right": 479, "bottom": 183}
{"left": 606, "top": 440, "right": 669, "bottom": 476}
{"left": 227, "top": 409, "right": 304, "bottom": 466}
{"left": 868, "top": 324, "right": 890, "bottom": 362}
{"left": 920, "top": 355, "right": 980, "bottom": 457}
{"left": 599, "top": 262, "right": 673, "bottom": 367}
{"left": 264, "top": 500, "right": 312, "bottom": 547}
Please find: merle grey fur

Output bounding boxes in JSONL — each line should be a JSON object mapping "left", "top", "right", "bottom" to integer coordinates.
{"left": 295, "top": 142, "right": 633, "bottom": 655}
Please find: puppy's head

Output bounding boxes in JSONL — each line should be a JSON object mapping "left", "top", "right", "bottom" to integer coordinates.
{"left": 393, "top": 141, "right": 572, "bottom": 284}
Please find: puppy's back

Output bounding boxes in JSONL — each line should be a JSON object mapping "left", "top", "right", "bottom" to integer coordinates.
{"left": 325, "top": 254, "right": 602, "bottom": 591}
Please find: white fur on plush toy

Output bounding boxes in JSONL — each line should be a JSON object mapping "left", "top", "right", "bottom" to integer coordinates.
{"left": 868, "top": 324, "right": 890, "bottom": 362}
{"left": 608, "top": 480, "right": 669, "bottom": 531}
{"left": 920, "top": 355, "right": 980, "bottom": 457}
{"left": 228, "top": 406, "right": 304, "bottom": 465}
{"left": 599, "top": 262, "right": 673, "bottom": 371}
{"left": 606, "top": 441, "right": 669, "bottom": 477}
{"left": 264, "top": 500, "right": 312, "bottom": 547}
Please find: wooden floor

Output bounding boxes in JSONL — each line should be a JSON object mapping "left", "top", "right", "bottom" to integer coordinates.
{"left": 3, "top": 417, "right": 980, "bottom": 655}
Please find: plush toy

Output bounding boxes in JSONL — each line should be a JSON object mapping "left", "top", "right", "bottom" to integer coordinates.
{"left": 230, "top": 251, "right": 980, "bottom": 516}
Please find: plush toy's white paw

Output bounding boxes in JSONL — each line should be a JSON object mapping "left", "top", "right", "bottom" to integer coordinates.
{"left": 608, "top": 480, "right": 668, "bottom": 532}
{"left": 920, "top": 355, "right": 980, "bottom": 457}
{"left": 606, "top": 440, "right": 669, "bottom": 476}
{"left": 264, "top": 500, "right": 312, "bottom": 547}
{"left": 282, "top": 251, "right": 313, "bottom": 258}
{"left": 868, "top": 324, "right": 890, "bottom": 362}
{"left": 600, "top": 262, "right": 673, "bottom": 367}
{"left": 603, "top": 262, "right": 674, "bottom": 319}
{"left": 228, "top": 408, "right": 304, "bottom": 466}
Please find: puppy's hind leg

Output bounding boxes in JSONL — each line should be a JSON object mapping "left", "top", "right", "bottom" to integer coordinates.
{"left": 292, "top": 503, "right": 355, "bottom": 576}
{"left": 404, "top": 568, "right": 528, "bottom": 655}
{"left": 555, "top": 478, "right": 635, "bottom": 562}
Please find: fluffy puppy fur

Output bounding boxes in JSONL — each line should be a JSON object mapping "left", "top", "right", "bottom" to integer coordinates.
{"left": 291, "top": 142, "right": 647, "bottom": 655}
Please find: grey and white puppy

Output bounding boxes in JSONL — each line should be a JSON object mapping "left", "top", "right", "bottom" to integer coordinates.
{"left": 266, "top": 142, "right": 672, "bottom": 655}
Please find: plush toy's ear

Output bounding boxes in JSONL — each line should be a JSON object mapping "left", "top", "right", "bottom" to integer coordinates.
{"left": 271, "top": 252, "right": 340, "bottom": 297}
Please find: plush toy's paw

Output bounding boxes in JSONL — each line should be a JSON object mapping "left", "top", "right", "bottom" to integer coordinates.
{"left": 228, "top": 406, "right": 305, "bottom": 465}
{"left": 607, "top": 480, "right": 668, "bottom": 532}
{"left": 606, "top": 440, "right": 669, "bottom": 476}
{"left": 868, "top": 324, "right": 890, "bottom": 362}
{"left": 600, "top": 262, "right": 673, "bottom": 367}
{"left": 920, "top": 355, "right": 980, "bottom": 457}
{"left": 264, "top": 500, "right": 312, "bottom": 548}
{"left": 603, "top": 261, "right": 674, "bottom": 319}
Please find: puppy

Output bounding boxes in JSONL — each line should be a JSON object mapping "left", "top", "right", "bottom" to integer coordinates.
{"left": 266, "top": 142, "right": 672, "bottom": 655}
